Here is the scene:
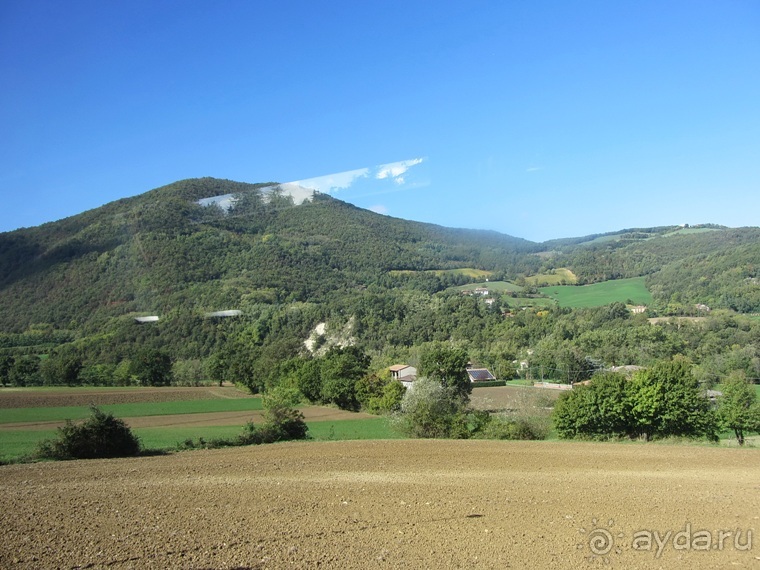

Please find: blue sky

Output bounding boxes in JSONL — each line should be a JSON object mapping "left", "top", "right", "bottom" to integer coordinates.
{"left": 1, "top": 1, "right": 758, "bottom": 242}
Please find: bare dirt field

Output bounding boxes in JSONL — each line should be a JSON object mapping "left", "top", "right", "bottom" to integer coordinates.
{"left": 2, "top": 439, "right": 760, "bottom": 569}
{"left": 0, "top": 386, "right": 253, "bottom": 409}
{"left": 470, "top": 385, "right": 561, "bottom": 411}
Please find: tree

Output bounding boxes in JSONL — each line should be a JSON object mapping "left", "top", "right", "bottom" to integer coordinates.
{"left": 9, "top": 355, "right": 41, "bottom": 387}
{"left": 0, "top": 354, "right": 12, "bottom": 386}
{"left": 319, "top": 346, "right": 369, "bottom": 410}
{"left": 293, "top": 358, "right": 323, "bottom": 403}
{"left": 41, "top": 350, "right": 83, "bottom": 386}
{"left": 419, "top": 343, "right": 471, "bottom": 400}
{"left": 717, "top": 372, "right": 760, "bottom": 446}
{"left": 553, "top": 372, "right": 631, "bottom": 439}
{"left": 627, "top": 359, "right": 717, "bottom": 441}
{"left": 204, "top": 353, "right": 228, "bottom": 387}
{"left": 356, "top": 370, "right": 406, "bottom": 414}
{"left": 395, "top": 377, "right": 469, "bottom": 438}
{"left": 130, "top": 348, "right": 172, "bottom": 386}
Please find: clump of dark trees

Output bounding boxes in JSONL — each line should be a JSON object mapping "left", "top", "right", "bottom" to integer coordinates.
{"left": 553, "top": 360, "right": 760, "bottom": 445}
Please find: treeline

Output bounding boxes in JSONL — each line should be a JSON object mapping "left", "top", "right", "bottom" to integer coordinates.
{"left": 554, "top": 360, "right": 760, "bottom": 445}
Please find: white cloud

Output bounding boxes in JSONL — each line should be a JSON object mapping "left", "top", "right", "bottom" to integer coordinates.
{"left": 394, "top": 176, "right": 405, "bottom": 185}
{"left": 375, "top": 157, "right": 424, "bottom": 181}
{"left": 526, "top": 166, "right": 542, "bottom": 172}
{"left": 291, "top": 167, "right": 369, "bottom": 193}
{"left": 369, "top": 205, "right": 389, "bottom": 215}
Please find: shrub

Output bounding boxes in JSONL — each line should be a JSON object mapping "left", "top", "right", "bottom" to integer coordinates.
{"left": 36, "top": 407, "right": 141, "bottom": 460}
{"left": 553, "top": 372, "right": 630, "bottom": 440}
{"left": 479, "top": 415, "right": 546, "bottom": 440}
{"left": 470, "top": 380, "right": 507, "bottom": 388}
{"left": 394, "top": 377, "right": 469, "bottom": 438}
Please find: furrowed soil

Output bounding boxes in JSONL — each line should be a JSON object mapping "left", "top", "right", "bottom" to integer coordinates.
{"left": 0, "top": 386, "right": 253, "bottom": 409}
{"left": 2, "top": 440, "right": 760, "bottom": 569}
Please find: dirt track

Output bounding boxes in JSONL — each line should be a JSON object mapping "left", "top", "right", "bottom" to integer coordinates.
{"left": 2, "top": 439, "right": 760, "bottom": 569}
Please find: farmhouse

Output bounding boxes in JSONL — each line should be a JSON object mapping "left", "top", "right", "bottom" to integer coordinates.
{"left": 390, "top": 364, "right": 417, "bottom": 389}
{"left": 466, "top": 367, "right": 497, "bottom": 383}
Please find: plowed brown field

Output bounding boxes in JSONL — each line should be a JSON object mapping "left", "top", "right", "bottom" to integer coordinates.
{"left": 0, "top": 386, "right": 253, "bottom": 409}
{"left": 2, "top": 440, "right": 760, "bottom": 569}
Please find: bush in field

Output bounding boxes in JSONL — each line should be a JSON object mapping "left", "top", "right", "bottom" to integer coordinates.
{"left": 261, "top": 384, "right": 303, "bottom": 410}
{"left": 178, "top": 390, "right": 310, "bottom": 450}
{"left": 256, "top": 405, "right": 309, "bottom": 443}
{"left": 478, "top": 415, "right": 545, "bottom": 440}
{"left": 36, "top": 407, "right": 141, "bottom": 460}
{"left": 394, "top": 377, "right": 469, "bottom": 438}
{"left": 471, "top": 388, "right": 551, "bottom": 441}
{"left": 257, "top": 384, "right": 309, "bottom": 442}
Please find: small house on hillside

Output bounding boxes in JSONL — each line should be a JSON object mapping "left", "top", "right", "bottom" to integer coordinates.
{"left": 466, "top": 368, "right": 496, "bottom": 383}
{"left": 390, "top": 364, "right": 417, "bottom": 389}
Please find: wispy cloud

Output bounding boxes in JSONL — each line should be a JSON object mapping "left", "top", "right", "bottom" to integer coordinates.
{"left": 292, "top": 167, "right": 370, "bottom": 193}
{"left": 526, "top": 166, "right": 542, "bottom": 173}
{"left": 369, "top": 205, "right": 388, "bottom": 214}
{"left": 285, "top": 157, "right": 427, "bottom": 196}
{"left": 375, "top": 158, "right": 425, "bottom": 182}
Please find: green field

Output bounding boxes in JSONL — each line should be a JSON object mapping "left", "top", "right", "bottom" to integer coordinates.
{"left": 0, "top": 398, "right": 264, "bottom": 425}
{"left": 525, "top": 268, "right": 577, "bottom": 286}
{"left": 540, "top": 276, "right": 652, "bottom": 308}
{"left": 0, "top": 417, "right": 399, "bottom": 461}
{"left": 662, "top": 227, "right": 721, "bottom": 237}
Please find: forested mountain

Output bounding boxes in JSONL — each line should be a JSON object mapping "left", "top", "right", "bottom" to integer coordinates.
{"left": 0, "top": 177, "right": 758, "bottom": 390}
{"left": 0, "top": 177, "right": 538, "bottom": 334}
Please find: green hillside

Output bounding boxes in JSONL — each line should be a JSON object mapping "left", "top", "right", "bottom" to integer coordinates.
{"left": 1, "top": 177, "right": 759, "bottom": 395}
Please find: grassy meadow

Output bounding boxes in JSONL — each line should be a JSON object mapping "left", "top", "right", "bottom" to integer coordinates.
{"left": 524, "top": 268, "right": 577, "bottom": 286}
{"left": 0, "top": 388, "right": 397, "bottom": 461}
{"left": 0, "top": 398, "right": 264, "bottom": 425}
{"left": 0, "top": 416, "right": 399, "bottom": 462}
{"left": 540, "top": 276, "right": 652, "bottom": 308}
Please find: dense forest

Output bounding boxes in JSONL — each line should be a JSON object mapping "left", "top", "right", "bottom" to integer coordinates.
{"left": 0, "top": 177, "right": 758, "bottom": 394}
